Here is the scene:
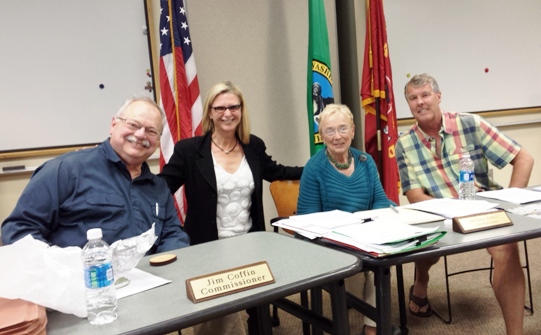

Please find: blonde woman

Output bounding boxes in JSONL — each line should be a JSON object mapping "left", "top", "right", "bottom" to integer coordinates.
{"left": 160, "top": 81, "right": 302, "bottom": 334}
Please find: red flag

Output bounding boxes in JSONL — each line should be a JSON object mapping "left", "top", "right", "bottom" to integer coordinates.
{"left": 360, "top": 0, "right": 400, "bottom": 204}
{"left": 159, "top": 0, "right": 203, "bottom": 222}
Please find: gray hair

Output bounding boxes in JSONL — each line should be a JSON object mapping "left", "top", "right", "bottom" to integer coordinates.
{"left": 115, "top": 95, "right": 165, "bottom": 130}
{"left": 404, "top": 73, "right": 440, "bottom": 98}
{"left": 318, "top": 104, "right": 354, "bottom": 132}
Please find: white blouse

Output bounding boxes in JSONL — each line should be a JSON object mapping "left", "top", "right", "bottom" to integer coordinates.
{"left": 213, "top": 155, "right": 255, "bottom": 239}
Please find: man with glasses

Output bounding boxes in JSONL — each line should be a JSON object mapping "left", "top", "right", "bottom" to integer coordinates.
{"left": 1, "top": 96, "right": 190, "bottom": 254}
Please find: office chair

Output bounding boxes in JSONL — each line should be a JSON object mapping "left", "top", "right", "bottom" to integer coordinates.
{"left": 434, "top": 240, "right": 533, "bottom": 323}
{"left": 269, "top": 180, "right": 300, "bottom": 235}
{"left": 268, "top": 180, "right": 310, "bottom": 334}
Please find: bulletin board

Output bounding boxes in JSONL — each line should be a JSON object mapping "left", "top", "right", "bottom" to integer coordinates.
{"left": 384, "top": 0, "right": 541, "bottom": 119}
{"left": 0, "top": 0, "right": 153, "bottom": 153}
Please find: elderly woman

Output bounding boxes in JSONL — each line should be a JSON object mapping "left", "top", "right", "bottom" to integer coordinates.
{"left": 159, "top": 81, "right": 303, "bottom": 335}
{"left": 297, "top": 104, "right": 396, "bottom": 335}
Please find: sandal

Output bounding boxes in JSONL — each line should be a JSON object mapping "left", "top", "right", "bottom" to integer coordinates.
{"left": 408, "top": 285, "right": 433, "bottom": 317}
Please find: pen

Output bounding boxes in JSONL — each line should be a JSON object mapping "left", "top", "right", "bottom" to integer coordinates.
{"left": 390, "top": 204, "right": 399, "bottom": 213}
{"left": 155, "top": 202, "right": 159, "bottom": 216}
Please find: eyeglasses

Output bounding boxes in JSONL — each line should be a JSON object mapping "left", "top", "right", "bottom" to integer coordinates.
{"left": 322, "top": 126, "right": 350, "bottom": 137}
{"left": 116, "top": 117, "right": 161, "bottom": 138}
{"left": 211, "top": 104, "right": 242, "bottom": 113}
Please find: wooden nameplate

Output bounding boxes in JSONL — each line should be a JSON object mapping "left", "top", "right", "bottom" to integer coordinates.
{"left": 452, "top": 210, "right": 512, "bottom": 234}
{"left": 186, "top": 261, "right": 275, "bottom": 303}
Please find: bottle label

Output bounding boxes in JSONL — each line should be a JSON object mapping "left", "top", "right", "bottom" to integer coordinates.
{"left": 459, "top": 171, "right": 474, "bottom": 183}
{"left": 84, "top": 262, "right": 114, "bottom": 289}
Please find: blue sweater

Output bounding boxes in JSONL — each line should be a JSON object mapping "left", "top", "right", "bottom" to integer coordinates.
{"left": 297, "top": 148, "right": 394, "bottom": 214}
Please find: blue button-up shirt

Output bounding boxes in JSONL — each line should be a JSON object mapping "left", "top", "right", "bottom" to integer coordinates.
{"left": 1, "top": 139, "right": 190, "bottom": 254}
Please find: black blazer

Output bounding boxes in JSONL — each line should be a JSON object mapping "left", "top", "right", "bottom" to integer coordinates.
{"left": 159, "top": 132, "right": 303, "bottom": 245}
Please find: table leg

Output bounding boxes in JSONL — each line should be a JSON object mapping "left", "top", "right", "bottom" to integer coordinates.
{"left": 300, "top": 291, "right": 311, "bottom": 335}
{"left": 311, "top": 288, "right": 323, "bottom": 335}
{"left": 395, "top": 264, "right": 409, "bottom": 334}
{"left": 256, "top": 304, "right": 273, "bottom": 335}
{"left": 374, "top": 265, "right": 392, "bottom": 335}
{"left": 329, "top": 279, "right": 350, "bottom": 335}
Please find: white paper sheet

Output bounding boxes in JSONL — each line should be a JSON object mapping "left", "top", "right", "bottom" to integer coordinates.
{"left": 115, "top": 268, "right": 171, "bottom": 299}
{"left": 353, "top": 207, "right": 444, "bottom": 225}
{"left": 506, "top": 203, "right": 541, "bottom": 217}
{"left": 475, "top": 187, "right": 541, "bottom": 204}
{"left": 402, "top": 198, "right": 499, "bottom": 218}
{"left": 289, "top": 210, "right": 362, "bottom": 228}
{"left": 271, "top": 210, "right": 364, "bottom": 237}
{"left": 329, "top": 221, "right": 439, "bottom": 245}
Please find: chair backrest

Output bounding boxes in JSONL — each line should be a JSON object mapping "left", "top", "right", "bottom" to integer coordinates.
{"left": 269, "top": 180, "right": 300, "bottom": 218}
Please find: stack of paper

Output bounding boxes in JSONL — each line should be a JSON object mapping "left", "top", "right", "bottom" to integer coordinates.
{"left": 272, "top": 210, "right": 363, "bottom": 239}
{"left": 475, "top": 187, "right": 541, "bottom": 204}
{"left": 353, "top": 207, "right": 444, "bottom": 225}
{"left": 0, "top": 298, "right": 47, "bottom": 335}
{"left": 271, "top": 208, "right": 446, "bottom": 257}
{"left": 402, "top": 199, "right": 499, "bottom": 218}
{"left": 506, "top": 203, "right": 541, "bottom": 219}
{"left": 322, "top": 221, "right": 446, "bottom": 258}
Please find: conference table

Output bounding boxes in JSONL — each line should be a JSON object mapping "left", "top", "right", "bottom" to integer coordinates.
{"left": 314, "top": 198, "right": 541, "bottom": 335}
{"left": 46, "top": 231, "right": 361, "bottom": 335}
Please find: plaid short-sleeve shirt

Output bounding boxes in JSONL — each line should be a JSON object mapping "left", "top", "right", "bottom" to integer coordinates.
{"left": 395, "top": 111, "right": 521, "bottom": 199}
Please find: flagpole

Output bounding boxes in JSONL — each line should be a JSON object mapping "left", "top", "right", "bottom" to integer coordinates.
{"left": 143, "top": 0, "right": 157, "bottom": 102}
{"left": 334, "top": 0, "right": 362, "bottom": 150}
{"left": 307, "top": 0, "right": 334, "bottom": 156}
{"left": 375, "top": 97, "right": 383, "bottom": 177}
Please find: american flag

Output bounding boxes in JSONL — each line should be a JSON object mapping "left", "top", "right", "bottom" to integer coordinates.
{"left": 159, "top": 0, "right": 202, "bottom": 223}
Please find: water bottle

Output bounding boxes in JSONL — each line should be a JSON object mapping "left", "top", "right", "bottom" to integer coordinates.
{"left": 458, "top": 150, "right": 475, "bottom": 200}
{"left": 82, "top": 228, "right": 118, "bottom": 325}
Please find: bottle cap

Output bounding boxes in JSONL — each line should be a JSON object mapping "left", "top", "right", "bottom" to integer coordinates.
{"left": 87, "top": 228, "right": 103, "bottom": 240}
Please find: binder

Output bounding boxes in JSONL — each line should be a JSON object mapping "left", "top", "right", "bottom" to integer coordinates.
{"left": 271, "top": 208, "right": 447, "bottom": 256}
{"left": 322, "top": 221, "right": 446, "bottom": 258}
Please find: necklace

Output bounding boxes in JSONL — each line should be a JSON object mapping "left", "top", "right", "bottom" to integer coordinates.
{"left": 211, "top": 138, "right": 238, "bottom": 154}
{"left": 326, "top": 149, "right": 353, "bottom": 170}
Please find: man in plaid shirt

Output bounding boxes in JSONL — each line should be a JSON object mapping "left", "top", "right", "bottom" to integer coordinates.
{"left": 396, "top": 73, "right": 534, "bottom": 334}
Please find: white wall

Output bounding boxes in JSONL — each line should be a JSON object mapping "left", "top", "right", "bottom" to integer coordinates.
{"left": 0, "top": 0, "right": 153, "bottom": 152}
{"left": 385, "top": 0, "right": 541, "bottom": 119}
